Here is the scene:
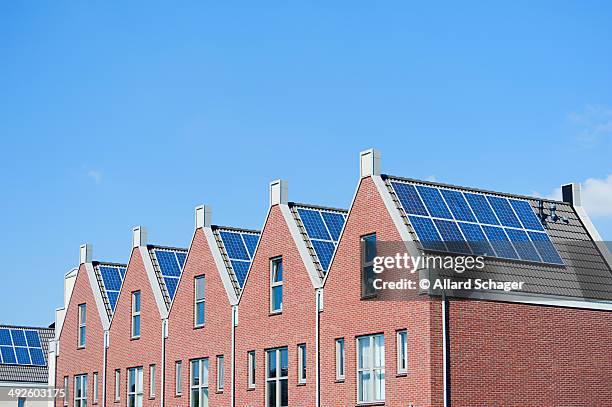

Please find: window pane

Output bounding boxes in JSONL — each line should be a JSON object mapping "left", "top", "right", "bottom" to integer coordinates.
{"left": 79, "top": 305, "right": 86, "bottom": 324}
{"left": 202, "top": 359, "right": 209, "bottom": 386}
{"left": 196, "top": 302, "right": 205, "bottom": 326}
{"left": 267, "top": 350, "right": 276, "bottom": 378}
{"left": 190, "top": 389, "right": 199, "bottom": 407}
{"left": 374, "top": 335, "right": 385, "bottom": 368}
{"left": 133, "top": 292, "right": 140, "bottom": 312}
{"left": 272, "top": 286, "right": 282, "bottom": 311}
{"left": 133, "top": 315, "right": 140, "bottom": 337}
{"left": 279, "top": 348, "right": 288, "bottom": 377}
{"left": 129, "top": 369, "right": 135, "bottom": 393}
{"left": 195, "top": 276, "right": 205, "bottom": 300}
{"left": 176, "top": 362, "right": 182, "bottom": 394}
{"left": 374, "top": 369, "right": 385, "bottom": 400}
{"left": 358, "top": 371, "right": 371, "bottom": 402}
{"left": 280, "top": 378, "right": 288, "bottom": 407}
{"left": 200, "top": 388, "right": 208, "bottom": 407}
{"left": 358, "top": 337, "right": 370, "bottom": 369}
{"left": 363, "top": 235, "right": 377, "bottom": 262}
{"left": 191, "top": 360, "right": 200, "bottom": 386}
{"left": 267, "top": 381, "right": 276, "bottom": 407}
{"left": 273, "top": 260, "right": 283, "bottom": 282}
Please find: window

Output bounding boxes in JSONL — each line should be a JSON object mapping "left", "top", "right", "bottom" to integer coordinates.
{"left": 78, "top": 304, "right": 86, "bottom": 348}
{"left": 297, "top": 344, "right": 306, "bottom": 384}
{"left": 216, "top": 356, "right": 224, "bottom": 391}
{"left": 175, "top": 361, "right": 182, "bottom": 396}
{"left": 127, "top": 367, "right": 143, "bottom": 407}
{"left": 149, "top": 364, "right": 156, "bottom": 398}
{"left": 195, "top": 276, "right": 205, "bottom": 327}
{"left": 270, "top": 258, "right": 283, "bottom": 313}
{"left": 93, "top": 372, "right": 98, "bottom": 403}
{"left": 357, "top": 334, "right": 385, "bottom": 404}
{"left": 397, "top": 330, "right": 408, "bottom": 375}
{"left": 361, "top": 234, "right": 377, "bottom": 297}
{"left": 114, "top": 370, "right": 120, "bottom": 401}
{"left": 335, "top": 338, "right": 345, "bottom": 381}
{"left": 131, "top": 292, "right": 141, "bottom": 338}
{"left": 190, "top": 358, "right": 209, "bottom": 407}
{"left": 63, "top": 376, "right": 69, "bottom": 406}
{"left": 247, "top": 351, "right": 256, "bottom": 389}
{"left": 266, "top": 347, "right": 288, "bottom": 407}
{"left": 74, "top": 374, "right": 88, "bottom": 407}
{"left": 18, "top": 398, "right": 25, "bottom": 407}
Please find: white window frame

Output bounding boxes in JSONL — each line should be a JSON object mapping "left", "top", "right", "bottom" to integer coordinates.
{"left": 194, "top": 275, "right": 205, "bottom": 327}
{"left": 92, "top": 372, "right": 98, "bottom": 404}
{"left": 114, "top": 370, "right": 120, "bottom": 402}
{"left": 247, "top": 351, "right": 256, "bottom": 389}
{"left": 266, "top": 347, "right": 288, "bottom": 407}
{"left": 175, "top": 361, "right": 182, "bottom": 396}
{"left": 63, "top": 376, "right": 69, "bottom": 406}
{"left": 216, "top": 355, "right": 224, "bottom": 391}
{"left": 297, "top": 344, "right": 306, "bottom": 384}
{"left": 396, "top": 330, "right": 408, "bottom": 375}
{"left": 74, "top": 374, "right": 87, "bottom": 407}
{"left": 127, "top": 367, "right": 143, "bottom": 407}
{"left": 149, "top": 364, "right": 156, "bottom": 398}
{"left": 78, "top": 304, "right": 86, "bottom": 348}
{"left": 356, "top": 334, "right": 385, "bottom": 404}
{"left": 270, "top": 257, "right": 283, "bottom": 313}
{"left": 131, "top": 292, "right": 141, "bottom": 339}
{"left": 190, "top": 358, "right": 209, "bottom": 407}
{"left": 335, "top": 338, "right": 345, "bottom": 381}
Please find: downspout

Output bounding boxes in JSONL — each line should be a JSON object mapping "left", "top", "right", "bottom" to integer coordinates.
{"left": 231, "top": 305, "right": 237, "bottom": 407}
{"left": 442, "top": 294, "right": 450, "bottom": 407}
{"left": 161, "top": 319, "right": 167, "bottom": 407}
{"left": 102, "top": 331, "right": 108, "bottom": 407}
{"left": 315, "top": 288, "right": 322, "bottom": 407}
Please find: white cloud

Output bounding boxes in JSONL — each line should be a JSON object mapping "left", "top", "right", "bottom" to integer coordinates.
{"left": 86, "top": 169, "right": 103, "bottom": 184}
{"left": 538, "top": 174, "right": 612, "bottom": 218}
{"left": 569, "top": 105, "right": 612, "bottom": 146}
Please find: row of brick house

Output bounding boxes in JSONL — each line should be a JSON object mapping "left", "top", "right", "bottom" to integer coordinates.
{"left": 51, "top": 149, "right": 612, "bottom": 407}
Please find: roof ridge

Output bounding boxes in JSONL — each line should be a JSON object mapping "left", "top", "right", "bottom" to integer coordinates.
{"left": 289, "top": 201, "right": 348, "bottom": 213}
{"left": 147, "top": 244, "right": 188, "bottom": 252}
{"left": 212, "top": 225, "right": 261, "bottom": 234}
{"left": 93, "top": 261, "right": 128, "bottom": 267}
{"left": 0, "top": 325, "right": 53, "bottom": 331}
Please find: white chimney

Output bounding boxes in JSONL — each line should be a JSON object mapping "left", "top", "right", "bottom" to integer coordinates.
{"left": 132, "top": 226, "right": 148, "bottom": 248}
{"left": 270, "top": 179, "right": 288, "bottom": 206}
{"left": 195, "top": 205, "right": 212, "bottom": 229}
{"left": 360, "top": 148, "right": 381, "bottom": 178}
{"left": 561, "top": 183, "right": 582, "bottom": 206}
{"left": 79, "top": 244, "right": 92, "bottom": 264}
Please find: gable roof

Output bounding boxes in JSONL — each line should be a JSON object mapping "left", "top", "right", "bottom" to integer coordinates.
{"left": 380, "top": 174, "right": 612, "bottom": 302}
{"left": 0, "top": 325, "right": 53, "bottom": 384}
{"left": 92, "top": 262, "right": 127, "bottom": 320}
{"left": 288, "top": 202, "right": 348, "bottom": 279}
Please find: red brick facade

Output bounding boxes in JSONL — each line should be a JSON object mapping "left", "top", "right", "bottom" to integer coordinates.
{"left": 106, "top": 248, "right": 163, "bottom": 407}
{"left": 235, "top": 205, "right": 317, "bottom": 407}
{"left": 56, "top": 264, "right": 105, "bottom": 407}
{"left": 55, "top": 171, "right": 612, "bottom": 407}
{"left": 165, "top": 229, "right": 233, "bottom": 407}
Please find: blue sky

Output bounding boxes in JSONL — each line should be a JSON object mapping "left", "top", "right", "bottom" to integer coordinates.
{"left": 1, "top": 2, "right": 611, "bottom": 326}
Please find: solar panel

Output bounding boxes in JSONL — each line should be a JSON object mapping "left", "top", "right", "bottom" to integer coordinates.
{"left": 390, "top": 180, "right": 564, "bottom": 265}
{"left": 296, "top": 207, "right": 347, "bottom": 274}
{"left": 153, "top": 249, "right": 188, "bottom": 302}
{"left": 218, "top": 230, "right": 261, "bottom": 288}
{"left": 0, "top": 329, "right": 46, "bottom": 366}
{"left": 98, "top": 265, "right": 127, "bottom": 313}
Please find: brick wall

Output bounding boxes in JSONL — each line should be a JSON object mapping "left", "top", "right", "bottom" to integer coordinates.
{"left": 449, "top": 299, "right": 612, "bottom": 407}
{"left": 106, "top": 249, "right": 163, "bottom": 407}
{"left": 165, "top": 229, "right": 233, "bottom": 407}
{"left": 55, "top": 264, "right": 105, "bottom": 407}
{"left": 235, "top": 205, "right": 317, "bottom": 407}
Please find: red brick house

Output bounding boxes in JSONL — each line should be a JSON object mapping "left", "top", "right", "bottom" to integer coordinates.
{"left": 105, "top": 227, "right": 186, "bottom": 407}
{"left": 165, "top": 205, "right": 260, "bottom": 407}
{"left": 52, "top": 149, "right": 612, "bottom": 407}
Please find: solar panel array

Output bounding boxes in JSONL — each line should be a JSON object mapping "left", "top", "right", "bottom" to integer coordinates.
{"left": 0, "top": 328, "right": 46, "bottom": 366}
{"left": 390, "top": 181, "right": 564, "bottom": 265}
{"left": 98, "top": 265, "right": 127, "bottom": 313}
{"left": 296, "top": 207, "right": 347, "bottom": 273}
{"left": 153, "top": 249, "right": 188, "bottom": 301}
{"left": 218, "top": 230, "right": 260, "bottom": 288}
